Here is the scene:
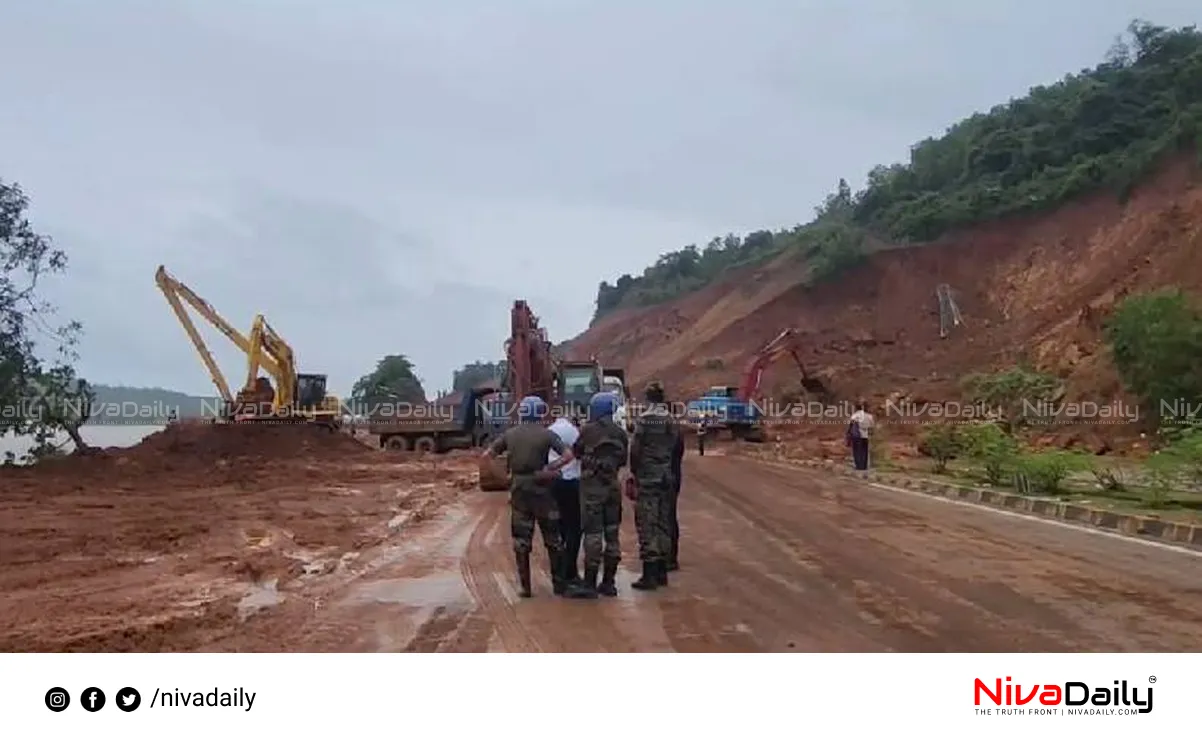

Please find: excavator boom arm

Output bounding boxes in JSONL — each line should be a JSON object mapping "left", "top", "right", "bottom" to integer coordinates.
{"left": 154, "top": 265, "right": 244, "bottom": 403}
{"left": 155, "top": 265, "right": 322, "bottom": 419}
{"left": 737, "top": 328, "right": 811, "bottom": 401}
{"left": 256, "top": 318, "right": 296, "bottom": 408}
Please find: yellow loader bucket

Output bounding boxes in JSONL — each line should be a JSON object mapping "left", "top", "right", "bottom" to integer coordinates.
{"left": 478, "top": 457, "right": 510, "bottom": 492}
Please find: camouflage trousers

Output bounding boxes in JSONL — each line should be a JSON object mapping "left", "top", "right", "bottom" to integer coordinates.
{"left": 580, "top": 482, "right": 622, "bottom": 570}
{"left": 634, "top": 479, "right": 670, "bottom": 563}
{"left": 510, "top": 477, "right": 564, "bottom": 556}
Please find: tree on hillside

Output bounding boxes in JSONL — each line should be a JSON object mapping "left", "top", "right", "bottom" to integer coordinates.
{"left": 1105, "top": 288, "right": 1202, "bottom": 424}
{"left": 351, "top": 354, "right": 426, "bottom": 403}
{"left": 590, "top": 20, "right": 1202, "bottom": 323}
{"left": 451, "top": 360, "right": 506, "bottom": 393}
{"left": 0, "top": 179, "right": 91, "bottom": 462}
{"left": 961, "top": 367, "right": 1061, "bottom": 433}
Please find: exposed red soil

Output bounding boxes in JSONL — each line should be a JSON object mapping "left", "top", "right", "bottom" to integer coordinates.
{"left": 566, "top": 155, "right": 1202, "bottom": 451}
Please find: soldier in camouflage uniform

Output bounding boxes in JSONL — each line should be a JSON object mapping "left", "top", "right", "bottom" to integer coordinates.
{"left": 565, "top": 391, "right": 628, "bottom": 599}
{"left": 481, "top": 395, "right": 575, "bottom": 598}
{"left": 629, "top": 380, "right": 680, "bottom": 590}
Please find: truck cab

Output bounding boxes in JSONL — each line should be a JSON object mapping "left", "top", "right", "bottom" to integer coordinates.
{"left": 557, "top": 361, "right": 602, "bottom": 418}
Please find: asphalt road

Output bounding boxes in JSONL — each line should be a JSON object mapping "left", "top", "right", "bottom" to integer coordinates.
{"left": 260, "top": 453, "right": 1202, "bottom": 652}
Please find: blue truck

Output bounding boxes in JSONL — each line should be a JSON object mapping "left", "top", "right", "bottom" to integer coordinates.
{"left": 684, "top": 385, "right": 764, "bottom": 441}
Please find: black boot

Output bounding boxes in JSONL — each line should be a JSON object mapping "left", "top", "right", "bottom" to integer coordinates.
{"left": 566, "top": 564, "right": 599, "bottom": 599}
{"left": 631, "top": 561, "right": 658, "bottom": 591}
{"left": 667, "top": 547, "right": 680, "bottom": 572}
{"left": 597, "top": 557, "right": 619, "bottom": 597}
{"left": 565, "top": 544, "right": 581, "bottom": 584}
{"left": 549, "top": 550, "right": 568, "bottom": 596}
{"left": 516, "top": 552, "right": 533, "bottom": 598}
{"left": 656, "top": 560, "right": 669, "bottom": 587}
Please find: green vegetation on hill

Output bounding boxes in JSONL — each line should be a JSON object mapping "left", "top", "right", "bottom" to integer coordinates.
{"left": 451, "top": 360, "right": 506, "bottom": 393}
{"left": 351, "top": 354, "right": 426, "bottom": 403}
{"left": 88, "top": 385, "right": 213, "bottom": 422}
{"left": 593, "top": 20, "right": 1202, "bottom": 323}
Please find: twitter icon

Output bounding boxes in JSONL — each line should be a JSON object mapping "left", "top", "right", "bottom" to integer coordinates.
{"left": 115, "top": 687, "right": 141, "bottom": 712}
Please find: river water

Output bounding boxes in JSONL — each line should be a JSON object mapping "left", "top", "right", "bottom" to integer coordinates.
{"left": 1, "top": 425, "right": 164, "bottom": 460}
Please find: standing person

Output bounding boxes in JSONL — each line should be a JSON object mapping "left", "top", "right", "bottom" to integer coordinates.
{"left": 480, "top": 395, "right": 575, "bottom": 598}
{"left": 565, "top": 392, "right": 628, "bottom": 599}
{"left": 628, "top": 381, "right": 680, "bottom": 591}
{"left": 847, "top": 401, "right": 874, "bottom": 471}
{"left": 547, "top": 410, "right": 582, "bottom": 585}
{"left": 696, "top": 415, "right": 708, "bottom": 455}
{"left": 666, "top": 423, "right": 684, "bottom": 572}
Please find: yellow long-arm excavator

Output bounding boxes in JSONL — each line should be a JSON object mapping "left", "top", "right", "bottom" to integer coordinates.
{"left": 154, "top": 265, "right": 341, "bottom": 426}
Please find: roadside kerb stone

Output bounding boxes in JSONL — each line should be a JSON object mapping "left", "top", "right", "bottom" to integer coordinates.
{"left": 733, "top": 449, "right": 1199, "bottom": 551}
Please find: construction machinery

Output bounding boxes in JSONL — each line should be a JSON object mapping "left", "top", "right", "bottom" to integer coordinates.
{"left": 154, "top": 265, "right": 341, "bottom": 426}
{"left": 478, "top": 300, "right": 629, "bottom": 490}
{"left": 369, "top": 384, "right": 498, "bottom": 453}
{"left": 478, "top": 300, "right": 555, "bottom": 490}
{"left": 685, "top": 328, "right": 830, "bottom": 441}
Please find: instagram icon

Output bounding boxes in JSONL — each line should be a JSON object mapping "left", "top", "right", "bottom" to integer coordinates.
{"left": 45, "top": 687, "right": 70, "bottom": 712}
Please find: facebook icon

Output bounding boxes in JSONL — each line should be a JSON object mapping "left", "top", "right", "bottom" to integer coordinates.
{"left": 81, "top": 687, "right": 106, "bottom": 712}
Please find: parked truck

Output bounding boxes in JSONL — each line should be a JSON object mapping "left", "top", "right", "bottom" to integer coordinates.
{"left": 368, "top": 386, "right": 499, "bottom": 453}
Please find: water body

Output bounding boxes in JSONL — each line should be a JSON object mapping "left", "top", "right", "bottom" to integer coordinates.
{"left": 0, "top": 424, "right": 164, "bottom": 460}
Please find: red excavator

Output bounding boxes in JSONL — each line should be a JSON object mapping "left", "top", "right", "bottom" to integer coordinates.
{"left": 686, "top": 328, "right": 831, "bottom": 441}
{"left": 478, "top": 299, "right": 625, "bottom": 489}
{"left": 504, "top": 299, "right": 557, "bottom": 406}
{"left": 478, "top": 300, "right": 558, "bottom": 490}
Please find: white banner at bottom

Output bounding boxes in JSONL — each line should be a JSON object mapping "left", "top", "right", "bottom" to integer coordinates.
{"left": 2, "top": 653, "right": 1193, "bottom": 741}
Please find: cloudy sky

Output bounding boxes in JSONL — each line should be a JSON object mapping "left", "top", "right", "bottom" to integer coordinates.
{"left": 1, "top": 0, "right": 1196, "bottom": 396}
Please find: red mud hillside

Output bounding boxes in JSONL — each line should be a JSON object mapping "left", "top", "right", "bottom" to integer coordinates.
{"left": 565, "top": 156, "right": 1202, "bottom": 424}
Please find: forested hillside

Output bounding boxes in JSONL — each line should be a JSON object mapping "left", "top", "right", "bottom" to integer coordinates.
{"left": 592, "top": 21, "right": 1202, "bottom": 322}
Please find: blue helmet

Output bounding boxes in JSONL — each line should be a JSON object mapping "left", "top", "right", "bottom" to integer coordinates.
{"left": 517, "top": 395, "right": 547, "bottom": 422}
{"left": 589, "top": 391, "right": 617, "bottom": 420}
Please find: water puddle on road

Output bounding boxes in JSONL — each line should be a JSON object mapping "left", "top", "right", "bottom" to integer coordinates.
{"left": 237, "top": 579, "right": 282, "bottom": 621}
{"left": 346, "top": 571, "right": 470, "bottom": 611}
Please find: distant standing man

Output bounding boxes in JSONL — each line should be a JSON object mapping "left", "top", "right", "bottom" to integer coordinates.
{"left": 565, "top": 392, "right": 628, "bottom": 599}
{"left": 481, "top": 395, "right": 575, "bottom": 598}
{"left": 628, "top": 381, "right": 680, "bottom": 590}
{"left": 547, "top": 410, "right": 583, "bottom": 585}
{"left": 696, "top": 415, "right": 708, "bottom": 455}
{"left": 666, "top": 419, "right": 684, "bottom": 572}
{"left": 847, "top": 401, "right": 874, "bottom": 471}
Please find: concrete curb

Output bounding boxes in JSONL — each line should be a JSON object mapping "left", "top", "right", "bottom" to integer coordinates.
{"left": 735, "top": 450, "right": 1202, "bottom": 551}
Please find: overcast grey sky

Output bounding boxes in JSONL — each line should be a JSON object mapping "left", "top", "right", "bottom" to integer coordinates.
{"left": 1, "top": 1, "right": 1196, "bottom": 396}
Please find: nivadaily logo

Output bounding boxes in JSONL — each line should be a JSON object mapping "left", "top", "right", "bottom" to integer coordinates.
{"left": 974, "top": 676, "right": 1154, "bottom": 716}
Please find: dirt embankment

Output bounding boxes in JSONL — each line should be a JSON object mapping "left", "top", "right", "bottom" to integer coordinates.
{"left": 0, "top": 423, "right": 476, "bottom": 651}
{"left": 567, "top": 155, "right": 1202, "bottom": 447}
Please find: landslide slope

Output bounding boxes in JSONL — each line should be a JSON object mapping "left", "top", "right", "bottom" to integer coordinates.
{"left": 565, "top": 21, "right": 1202, "bottom": 410}
{"left": 567, "top": 155, "right": 1202, "bottom": 406}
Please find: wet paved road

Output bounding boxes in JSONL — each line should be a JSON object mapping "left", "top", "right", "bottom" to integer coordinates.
{"left": 259, "top": 454, "right": 1202, "bottom": 652}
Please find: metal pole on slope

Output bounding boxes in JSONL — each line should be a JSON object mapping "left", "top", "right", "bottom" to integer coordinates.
{"left": 936, "top": 284, "right": 964, "bottom": 339}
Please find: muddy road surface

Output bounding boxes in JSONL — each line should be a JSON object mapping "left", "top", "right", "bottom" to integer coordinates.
{"left": 276, "top": 454, "right": 1202, "bottom": 652}
{"left": 4, "top": 435, "right": 1200, "bottom": 652}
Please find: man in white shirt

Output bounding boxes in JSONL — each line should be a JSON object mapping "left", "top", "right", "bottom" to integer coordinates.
{"left": 548, "top": 413, "right": 583, "bottom": 584}
{"left": 847, "top": 402, "right": 874, "bottom": 471}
